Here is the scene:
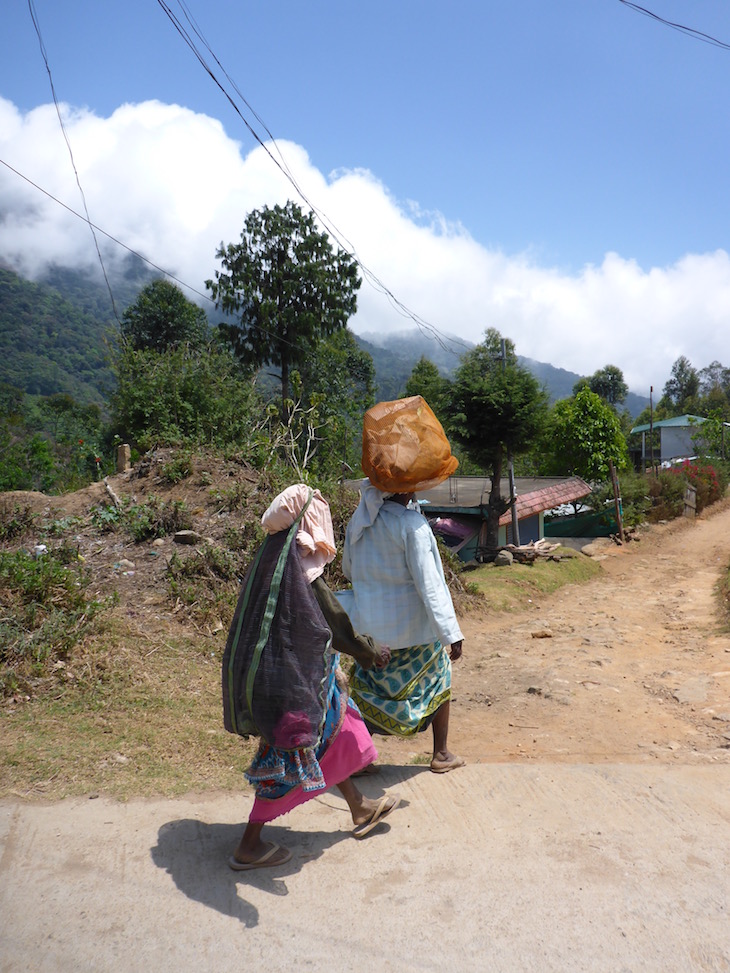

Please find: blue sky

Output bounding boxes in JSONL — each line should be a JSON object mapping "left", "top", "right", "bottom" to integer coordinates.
{"left": 2, "top": 0, "right": 730, "bottom": 393}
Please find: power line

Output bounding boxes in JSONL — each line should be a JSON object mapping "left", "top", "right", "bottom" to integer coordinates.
{"left": 0, "top": 156, "right": 358, "bottom": 362}
{"left": 0, "top": 157, "right": 213, "bottom": 307}
{"left": 617, "top": 1, "right": 730, "bottom": 51}
{"left": 154, "top": 0, "right": 472, "bottom": 362}
{"left": 27, "top": 0, "right": 121, "bottom": 322}
{"left": 18, "top": 0, "right": 472, "bottom": 366}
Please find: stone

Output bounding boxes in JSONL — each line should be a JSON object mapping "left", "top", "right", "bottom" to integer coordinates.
{"left": 174, "top": 530, "right": 204, "bottom": 545}
{"left": 116, "top": 443, "right": 131, "bottom": 473}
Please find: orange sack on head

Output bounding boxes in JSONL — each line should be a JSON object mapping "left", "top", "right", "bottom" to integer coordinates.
{"left": 361, "top": 395, "right": 458, "bottom": 494}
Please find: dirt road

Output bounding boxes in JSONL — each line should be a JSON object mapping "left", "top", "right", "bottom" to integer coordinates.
{"left": 1, "top": 500, "right": 730, "bottom": 971}
{"left": 375, "top": 499, "right": 730, "bottom": 770}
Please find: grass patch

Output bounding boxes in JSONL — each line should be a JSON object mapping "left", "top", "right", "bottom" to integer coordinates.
{"left": 463, "top": 548, "right": 602, "bottom": 612}
{"left": 166, "top": 543, "right": 244, "bottom": 625}
{"left": 0, "top": 544, "right": 115, "bottom": 697}
{"left": 0, "top": 501, "right": 36, "bottom": 542}
{"left": 409, "top": 754, "right": 431, "bottom": 766}
{"left": 90, "top": 495, "right": 193, "bottom": 542}
{"left": 0, "top": 619, "right": 255, "bottom": 801}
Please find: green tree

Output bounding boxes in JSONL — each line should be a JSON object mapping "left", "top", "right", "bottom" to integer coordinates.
{"left": 404, "top": 356, "right": 450, "bottom": 421}
{"left": 660, "top": 356, "right": 700, "bottom": 415}
{"left": 110, "top": 342, "right": 261, "bottom": 452}
{"left": 207, "top": 201, "right": 361, "bottom": 419}
{"left": 121, "top": 279, "right": 209, "bottom": 352}
{"left": 689, "top": 410, "right": 728, "bottom": 460}
{"left": 295, "top": 328, "right": 376, "bottom": 476}
{"left": 697, "top": 361, "right": 730, "bottom": 421}
{"left": 448, "top": 329, "right": 549, "bottom": 549}
{"left": 543, "top": 387, "right": 628, "bottom": 481}
{"left": 574, "top": 364, "right": 628, "bottom": 407}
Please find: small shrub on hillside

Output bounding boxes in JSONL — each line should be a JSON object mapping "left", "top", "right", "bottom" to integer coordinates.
{"left": 167, "top": 544, "right": 244, "bottom": 624}
{"left": 90, "top": 496, "right": 192, "bottom": 542}
{"left": 0, "top": 502, "right": 36, "bottom": 541}
{"left": 209, "top": 481, "right": 250, "bottom": 512}
{"left": 161, "top": 453, "right": 194, "bottom": 485}
{"left": 90, "top": 503, "right": 122, "bottom": 533}
{"left": 223, "top": 520, "right": 265, "bottom": 558}
{"left": 0, "top": 545, "right": 113, "bottom": 695}
{"left": 124, "top": 496, "right": 192, "bottom": 542}
{"left": 45, "top": 515, "right": 84, "bottom": 537}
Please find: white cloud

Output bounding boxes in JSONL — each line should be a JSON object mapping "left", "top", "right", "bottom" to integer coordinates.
{"left": 1, "top": 95, "right": 729, "bottom": 393}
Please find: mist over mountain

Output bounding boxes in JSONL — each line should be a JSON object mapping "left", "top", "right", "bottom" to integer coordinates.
{"left": 357, "top": 329, "right": 650, "bottom": 417}
{"left": 1, "top": 266, "right": 649, "bottom": 418}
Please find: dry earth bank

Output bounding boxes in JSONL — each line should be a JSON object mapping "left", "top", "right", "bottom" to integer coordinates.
{"left": 2, "top": 457, "right": 730, "bottom": 804}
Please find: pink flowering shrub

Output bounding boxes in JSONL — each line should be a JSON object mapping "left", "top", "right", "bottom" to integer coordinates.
{"left": 666, "top": 461, "right": 722, "bottom": 514}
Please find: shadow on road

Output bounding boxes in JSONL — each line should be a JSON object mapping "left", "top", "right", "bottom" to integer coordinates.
{"left": 150, "top": 806, "right": 405, "bottom": 925}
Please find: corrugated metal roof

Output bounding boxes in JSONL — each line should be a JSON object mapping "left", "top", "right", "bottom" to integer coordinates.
{"left": 497, "top": 478, "right": 592, "bottom": 526}
{"left": 630, "top": 414, "right": 706, "bottom": 434}
{"left": 418, "top": 475, "right": 592, "bottom": 523}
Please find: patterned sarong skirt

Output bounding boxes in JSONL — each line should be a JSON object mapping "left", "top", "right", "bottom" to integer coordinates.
{"left": 349, "top": 640, "right": 452, "bottom": 737}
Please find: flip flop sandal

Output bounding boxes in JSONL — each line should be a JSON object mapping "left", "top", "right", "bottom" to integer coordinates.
{"left": 228, "top": 842, "right": 293, "bottom": 871}
{"left": 352, "top": 794, "right": 401, "bottom": 839}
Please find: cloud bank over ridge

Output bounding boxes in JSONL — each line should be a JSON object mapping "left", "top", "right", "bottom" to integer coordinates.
{"left": 2, "top": 95, "right": 729, "bottom": 393}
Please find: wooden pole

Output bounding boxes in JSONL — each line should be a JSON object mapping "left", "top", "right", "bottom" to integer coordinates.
{"left": 499, "top": 338, "right": 521, "bottom": 545}
{"left": 609, "top": 460, "right": 625, "bottom": 543}
{"left": 508, "top": 455, "right": 520, "bottom": 546}
{"left": 649, "top": 386, "right": 656, "bottom": 477}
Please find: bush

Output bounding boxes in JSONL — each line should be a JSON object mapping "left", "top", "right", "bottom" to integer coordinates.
{"left": 110, "top": 341, "right": 263, "bottom": 452}
{"left": 166, "top": 544, "right": 244, "bottom": 625}
{"left": 0, "top": 502, "right": 36, "bottom": 541}
{"left": 161, "top": 453, "right": 194, "bottom": 485}
{"left": 89, "top": 496, "right": 192, "bottom": 542}
{"left": 588, "top": 462, "right": 726, "bottom": 526}
{"left": 587, "top": 470, "right": 652, "bottom": 527}
{"left": 666, "top": 461, "right": 723, "bottom": 514}
{"left": 0, "top": 544, "right": 113, "bottom": 695}
{"left": 124, "top": 496, "right": 192, "bottom": 542}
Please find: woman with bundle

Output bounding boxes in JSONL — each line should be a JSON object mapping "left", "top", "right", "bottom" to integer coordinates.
{"left": 339, "top": 396, "right": 466, "bottom": 774}
{"left": 222, "top": 484, "right": 400, "bottom": 870}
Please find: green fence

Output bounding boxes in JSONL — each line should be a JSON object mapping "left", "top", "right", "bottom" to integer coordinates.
{"left": 544, "top": 510, "right": 617, "bottom": 538}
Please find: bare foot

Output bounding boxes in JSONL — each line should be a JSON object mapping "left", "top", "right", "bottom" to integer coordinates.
{"left": 430, "top": 753, "right": 466, "bottom": 774}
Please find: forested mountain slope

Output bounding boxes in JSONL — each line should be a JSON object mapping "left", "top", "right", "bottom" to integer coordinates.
{"left": 0, "top": 264, "right": 649, "bottom": 415}
{"left": 0, "top": 267, "right": 117, "bottom": 404}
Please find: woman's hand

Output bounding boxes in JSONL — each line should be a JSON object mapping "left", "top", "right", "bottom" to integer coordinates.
{"left": 449, "top": 640, "right": 463, "bottom": 661}
{"left": 375, "top": 644, "right": 391, "bottom": 668}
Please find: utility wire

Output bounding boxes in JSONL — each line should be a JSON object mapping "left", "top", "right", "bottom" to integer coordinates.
{"left": 155, "top": 0, "right": 472, "bottom": 361}
{"left": 19, "top": 0, "right": 473, "bottom": 363}
{"left": 0, "top": 158, "right": 213, "bottom": 306}
{"left": 0, "top": 156, "right": 335, "bottom": 359}
{"left": 27, "top": 0, "right": 121, "bottom": 322}
{"left": 617, "top": 1, "right": 730, "bottom": 51}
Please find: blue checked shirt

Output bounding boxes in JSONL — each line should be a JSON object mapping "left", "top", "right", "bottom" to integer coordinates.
{"left": 338, "top": 499, "right": 464, "bottom": 651}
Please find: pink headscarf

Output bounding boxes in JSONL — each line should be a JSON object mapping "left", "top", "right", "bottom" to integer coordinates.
{"left": 261, "top": 484, "right": 336, "bottom": 582}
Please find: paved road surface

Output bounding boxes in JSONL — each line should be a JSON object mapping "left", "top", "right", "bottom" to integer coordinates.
{"left": 2, "top": 764, "right": 729, "bottom": 972}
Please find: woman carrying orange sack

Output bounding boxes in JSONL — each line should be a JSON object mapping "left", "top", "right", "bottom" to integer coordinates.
{"left": 222, "top": 484, "right": 399, "bottom": 871}
{"left": 338, "top": 396, "right": 466, "bottom": 774}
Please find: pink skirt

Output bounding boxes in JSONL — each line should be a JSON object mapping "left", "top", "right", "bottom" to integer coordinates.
{"left": 248, "top": 707, "right": 378, "bottom": 823}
